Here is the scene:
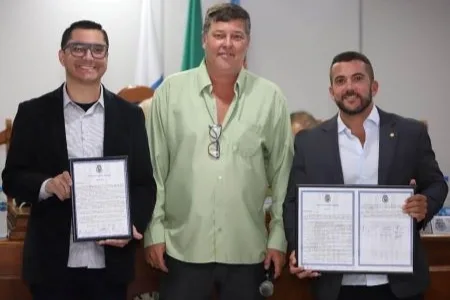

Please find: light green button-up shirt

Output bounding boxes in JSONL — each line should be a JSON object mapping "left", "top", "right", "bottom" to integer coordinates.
{"left": 144, "top": 61, "right": 293, "bottom": 264}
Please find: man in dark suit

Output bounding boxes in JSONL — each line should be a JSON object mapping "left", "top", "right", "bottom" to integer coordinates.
{"left": 2, "top": 20, "right": 156, "bottom": 300}
{"left": 283, "top": 51, "right": 448, "bottom": 300}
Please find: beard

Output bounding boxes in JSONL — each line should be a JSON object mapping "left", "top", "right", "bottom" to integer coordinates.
{"left": 335, "top": 91, "right": 372, "bottom": 116}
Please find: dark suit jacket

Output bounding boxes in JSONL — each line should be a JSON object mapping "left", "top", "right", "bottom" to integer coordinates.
{"left": 2, "top": 85, "right": 156, "bottom": 285}
{"left": 283, "top": 108, "right": 448, "bottom": 300}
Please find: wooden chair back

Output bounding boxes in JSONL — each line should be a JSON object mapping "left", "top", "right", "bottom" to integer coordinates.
{"left": 117, "top": 85, "right": 154, "bottom": 104}
{"left": 0, "top": 119, "right": 12, "bottom": 151}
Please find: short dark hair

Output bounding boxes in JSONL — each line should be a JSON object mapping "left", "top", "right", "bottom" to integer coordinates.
{"left": 60, "top": 20, "right": 109, "bottom": 49}
{"left": 329, "top": 51, "right": 374, "bottom": 83}
{"left": 203, "top": 3, "right": 251, "bottom": 36}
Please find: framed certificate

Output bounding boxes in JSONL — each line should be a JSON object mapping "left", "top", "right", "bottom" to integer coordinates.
{"left": 70, "top": 156, "right": 132, "bottom": 242}
{"left": 296, "top": 184, "right": 414, "bottom": 273}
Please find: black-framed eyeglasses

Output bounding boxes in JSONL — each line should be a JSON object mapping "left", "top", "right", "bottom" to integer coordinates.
{"left": 63, "top": 42, "right": 109, "bottom": 59}
{"left": 208, "top": 124, "right": 222, "bottom": 159}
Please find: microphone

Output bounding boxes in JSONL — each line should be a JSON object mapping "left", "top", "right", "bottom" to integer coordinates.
{"left": 259, "top": 262, "right": 275, "bottom": 297}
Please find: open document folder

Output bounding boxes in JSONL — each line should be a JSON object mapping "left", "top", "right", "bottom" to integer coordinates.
{"left": 296, "top": 185, "right": 414, "bottom": 273}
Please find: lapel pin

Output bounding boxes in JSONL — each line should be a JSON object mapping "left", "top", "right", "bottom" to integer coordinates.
{"left": 390, "top": 132, "right": 395, "bottom": 138}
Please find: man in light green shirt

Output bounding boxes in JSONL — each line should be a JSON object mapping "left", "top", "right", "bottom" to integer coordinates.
{"left": 144, "top": 3, "right": 293, "bottom": 299}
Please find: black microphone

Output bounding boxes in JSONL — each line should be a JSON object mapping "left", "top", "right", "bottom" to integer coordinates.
{"left": 259, "top": 262, "right": 275, "bottom": 297}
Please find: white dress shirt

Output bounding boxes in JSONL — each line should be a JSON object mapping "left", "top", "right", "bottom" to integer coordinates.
{"left": 338, "top": 105, "right": 388, "bottom": 286}
{"left": 39, "top": 84, "right": 106, "bottom": 268}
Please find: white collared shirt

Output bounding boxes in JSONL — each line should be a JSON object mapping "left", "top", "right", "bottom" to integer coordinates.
{"left": 39, "top": 84, "right": 106, "bottom": 268}
{"left": 338, "top": 106, "right": 388, "bottom": 286}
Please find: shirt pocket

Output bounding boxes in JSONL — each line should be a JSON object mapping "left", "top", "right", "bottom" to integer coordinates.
{"left": 234, "top": 123, "right": 262, "bottom": 157}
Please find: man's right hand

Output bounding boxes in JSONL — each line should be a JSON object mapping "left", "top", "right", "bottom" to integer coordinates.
{"left": 145, "top": 243, "right": 168, "bottom": 272}
{"left": 289, "top": 250, "right": 320, "bottom": 279}
{"left": 45, "top": 171, "right": 72, "bottom": 201}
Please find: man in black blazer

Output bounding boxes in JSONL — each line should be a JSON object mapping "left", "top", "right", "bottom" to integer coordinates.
{"left": 283, "top": 51, "right": 448, "bottom": 300}
{"left": 2, "top": 20, "right": 156, "bottom": 300}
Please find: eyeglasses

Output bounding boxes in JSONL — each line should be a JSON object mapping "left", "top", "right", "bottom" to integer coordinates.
{"left": 208, "top": 124, "right": 222, "bottom": 159}
{"left": 63, "top": 42, "right": 109, "bottom": 59}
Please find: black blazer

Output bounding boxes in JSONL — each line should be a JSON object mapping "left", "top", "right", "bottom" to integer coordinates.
{"left": 2, "top": 85, "right": 156, "bottom": 285}
{"left": 283, "top": 108, "right": 448, "bottom": 300}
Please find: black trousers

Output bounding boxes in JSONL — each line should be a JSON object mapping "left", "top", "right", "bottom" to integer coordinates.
{"left": 337, "top": 285, "right": 424, "bottom": 300}
{"left": 159, "top": 255, "right": 266, "bottom": 300}
{"left": 30, "top": 267, "right": 127, "bottom": 300}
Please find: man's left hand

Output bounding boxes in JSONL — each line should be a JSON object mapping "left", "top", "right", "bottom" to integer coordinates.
{"left": 403, "top": 194, "right": 427, "bottom": 222}
{"left": 98, "top": 225, "right": 143, "bottom": 248}
{"left": 264, "top": 248, "right": 285, "bottom": 279}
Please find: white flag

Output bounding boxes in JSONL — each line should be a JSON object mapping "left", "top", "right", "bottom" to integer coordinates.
{"left": 134, "top": 0, "right": 163, "bottom": 89}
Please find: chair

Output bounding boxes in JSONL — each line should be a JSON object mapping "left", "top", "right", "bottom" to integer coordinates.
{"left": 0, "top": 119, "right": 13, "bottom": 203}
{"left": 0, "top": 119, "right": 12, "bottom": 152}
{"left": 117, "top": 85, "right": 154, "bottom": 105}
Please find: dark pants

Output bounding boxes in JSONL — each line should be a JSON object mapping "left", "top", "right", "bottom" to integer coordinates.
{"left": 30, "top": 267, "right": 127, "bottom": 300}
{"left": 159, "top": 255, "right": 266, "bottom": 300}
{"left": 337, "top": 285, "right": 424, "bottom": 300}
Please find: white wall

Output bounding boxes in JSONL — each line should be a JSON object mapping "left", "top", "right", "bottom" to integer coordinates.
{"left": 361, "top": 0, "right": 450, "bottom": 188}
{"left": 243, "top": 0, "right": 360, "bottom": 119}
{"left": 0, "top": 0, "right": 450, "bottom": 194}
